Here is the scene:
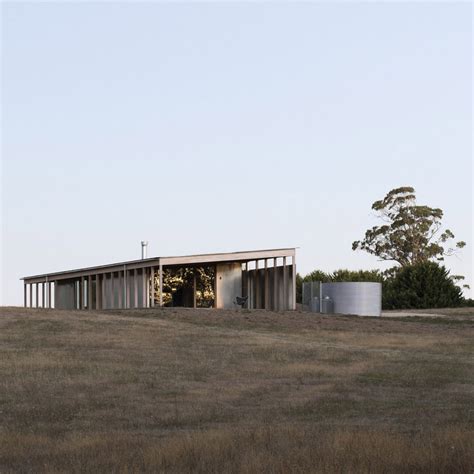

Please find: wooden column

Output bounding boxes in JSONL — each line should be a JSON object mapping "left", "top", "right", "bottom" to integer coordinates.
{"left": 142, "top": 269, "right": 147, "bottom": 308}
{"left": 283, "top": 257, "right": 288, "bottom": 311}
{"left": 125, "top": 268, "right": 129, "bottom": 309}
{"left": 255, "top": 260, "right": 260, "bottom": 309}
{"left": 73, "top": 281, "right": 77, "bottom": 310}
{"left": 193, "top": 271, "right": 197, "bottom": 308}
{"left": 110, "top": 272, "right": 114, "bottom": 309}
{"left": 247, "top": 263, "right": 251, "bottom": 309}
{"left": 23, "top": 283, "right": 27, "bottom": 308}
{"left": 273, "top": 258, "right": 278, "bottom": 311}
{"left": 264, "top": 259, "right": 270, "bottom": 310}
{"left": 82, "top": 279, "right": 84, "bottom": 309}
{"left": 243, "top": 263, "right": 247, "bottom": 300}
{"left": 88, "top": 276, "right": 92, "bottom": 310}
{"left": 159, "top": 264, "right": 163, "bottom": 307}
{"left": 133, "top": 269, "right": 138, "bottom": 308}
{"left": 80, "top": 277, "right": 84, "bottom": 309}
{"left": 292, "top": 255, "right": 296, "bottom": 310}
{"left": 35, "top": 283, "right": 39, "bottom": 308}
{"left": 101, "top": 274, "right": 106, "bottom": 309}
{"left": 95, "top": 274, "right": 100, "bottom": 310}
{"left": 150, "top": 267, "right": 155, "bottom": 307}
{"left": 49, "top": 281, "right": 52, "bottom": 308}
{"left": 213, "top": 265, "right": 217, "bottom": 308}
{"left": 118, "top": 270, "right": 123, "bottom": 308}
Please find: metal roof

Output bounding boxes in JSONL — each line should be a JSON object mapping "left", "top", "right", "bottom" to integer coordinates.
{"left": 21, "top": 248, "right": 296, "bottom": 283}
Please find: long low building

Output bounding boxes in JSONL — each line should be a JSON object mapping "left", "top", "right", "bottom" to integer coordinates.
{"left": 21, "top": 248, "right": 296, "bottom": 311}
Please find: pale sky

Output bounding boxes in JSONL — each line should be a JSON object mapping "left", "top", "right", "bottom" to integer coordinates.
{"left": 1, "top": 2, "right": 472, "bottom": 305}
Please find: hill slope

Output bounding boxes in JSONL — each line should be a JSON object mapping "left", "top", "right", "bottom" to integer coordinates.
{"left": 0, "top": 307, "right": 473, "bottom": 473}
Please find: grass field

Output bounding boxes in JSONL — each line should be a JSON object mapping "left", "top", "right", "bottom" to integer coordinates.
{"left": 0, "top": 306, "right": 473, "bottom": 473}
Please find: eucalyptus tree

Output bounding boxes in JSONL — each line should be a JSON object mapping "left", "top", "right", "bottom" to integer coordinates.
{"left": 352, "top": 186, "right": 465, "bottom": 266}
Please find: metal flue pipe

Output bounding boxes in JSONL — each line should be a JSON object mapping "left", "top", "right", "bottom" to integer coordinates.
{"left": 141, "top": 241, "right": 148, "bottom": 260}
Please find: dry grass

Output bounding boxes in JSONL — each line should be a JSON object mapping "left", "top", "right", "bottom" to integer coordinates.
{"left": 0, "top": 306, "right": 473, "bottom": 473}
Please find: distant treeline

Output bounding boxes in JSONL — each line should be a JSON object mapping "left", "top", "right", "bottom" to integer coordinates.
{"left": 297, "top": 262, "right": 473, "bottom": 310}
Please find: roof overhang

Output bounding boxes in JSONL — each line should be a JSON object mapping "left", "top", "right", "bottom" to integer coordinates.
{"left": 21, "top": 248, "right": 296, "bottom": 284}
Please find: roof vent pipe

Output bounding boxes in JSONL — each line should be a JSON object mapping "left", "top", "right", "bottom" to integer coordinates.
{"left": 141, "top": 241, "right": 148, "bottom": 260}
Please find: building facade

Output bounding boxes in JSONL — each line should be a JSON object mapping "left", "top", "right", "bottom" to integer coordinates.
{"left": 21, "top": 248, "right": 296, "bottom": 311}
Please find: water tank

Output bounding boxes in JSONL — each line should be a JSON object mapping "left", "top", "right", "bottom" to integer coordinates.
{"left": 321, "top": 282, "right": 382, "bottom": 317}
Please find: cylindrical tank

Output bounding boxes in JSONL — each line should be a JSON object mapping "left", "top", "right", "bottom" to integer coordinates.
{"left": 321, "top": 282, "right": 382, "bottom": 317}
{"left": 321, "top": 296, "right": 334, "bottom": 314}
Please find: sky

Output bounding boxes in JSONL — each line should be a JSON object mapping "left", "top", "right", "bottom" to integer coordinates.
{"left": 1, "top": 2, "right": 472, "bottom": 305}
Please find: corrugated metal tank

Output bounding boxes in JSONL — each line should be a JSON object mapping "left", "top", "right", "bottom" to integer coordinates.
{"left": 321, "top": 282, "right": 382, "bottom": 317}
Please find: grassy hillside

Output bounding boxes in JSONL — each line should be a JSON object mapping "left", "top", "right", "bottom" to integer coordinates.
{"left": 0, "top": 307, "right": 473, "bottom": 473}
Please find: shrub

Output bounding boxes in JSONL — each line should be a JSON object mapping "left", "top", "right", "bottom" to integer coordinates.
{"left": 382, "top": 262, "right": 463, "bottom": 309}
{"left": 330, "top": 269, "right": 383, "bottom": 283}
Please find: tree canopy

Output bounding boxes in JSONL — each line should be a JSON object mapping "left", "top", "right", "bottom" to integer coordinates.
{"left": 352, "top": 186, "right": 465, "bottom": 266}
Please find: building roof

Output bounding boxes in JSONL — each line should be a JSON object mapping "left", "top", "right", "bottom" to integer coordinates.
{"left": 21, "top": 248, "right": 296, "bottom": 283}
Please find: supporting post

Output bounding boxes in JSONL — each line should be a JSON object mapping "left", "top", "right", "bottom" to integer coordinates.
{"left": 145, "top": 269, "right": 149, "bottom": 308}
{"left": 283, "top": 256, "right": 288, "bottom": 311}
{"left": 247, "top": 263, "right": 251, "bottom": 309}
{"left": 133, "top": 269, "right": 138, "bottom": 308}
{"left": 193, "top": 271, "right": 197, "bottom": 308}
{"left": 110, "top": 272, "right": 114, "bottom": 309}
{"left": 142, "top": 269, "right": 147, "bottom": 308}
{"left": 213, "top": 265, "right": 217, "bottom": 308}
{"left": 264, "top": 259, "right": 270, "bottom": 310}
{"left": 273, "top": 258, "right": 278, "bottom": 311}
{"left": 29, "top": 284, "right": 33, "bottom": 308}
{"left": 124, "top": 267, "right": 129, "bottom": 309}
{"left": 102, "top": 274, "right": 106, "bottom": 310}
{"left": 88, "top": 275, "right": 92, "bottom": 310}
{"left": 159, "top": 263, "right": 163, "bottom": 307}
{"left": 49, "top": 281, "right": 52, "bottom": 309}
{"left": 73, "top": 281, "right": 77, "bottom": 309}
{"left": 95, "top": 274, "right": 100, "bottom": 310}
{"left": 80, "top": 277, "right": 84, "bottom": 309}
{"left": 255, "top": 260, "right": 260, "bottom": 309}
{"left": 292, "top": 255, "right": 296, "bottom": 310}
{"left": 35, "top": 283, "right": 39, "bottom": 308}
{"left": 118, "top": 271, "right": 123, "bottom": 308}
{"left": 243, "top": 263, "right": 246, "bottom": 299}
{"left": 150, "top": 267, "right": 155, "bottom": 307}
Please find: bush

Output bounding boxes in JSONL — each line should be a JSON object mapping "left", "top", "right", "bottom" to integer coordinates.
{"left": 382, "top": 262, "right": 463, "bottom": 310}
{"left": 330, "top": 269, "right": 383, "bottom": 283}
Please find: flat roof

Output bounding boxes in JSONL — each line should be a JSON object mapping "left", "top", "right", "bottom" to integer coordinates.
{"left": 21, "top": 248, "right": 296, "bottom": 283}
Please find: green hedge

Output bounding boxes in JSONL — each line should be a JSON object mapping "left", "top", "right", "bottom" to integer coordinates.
{"left": 382, "top": 262, "right": 463, "bottom": 309}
